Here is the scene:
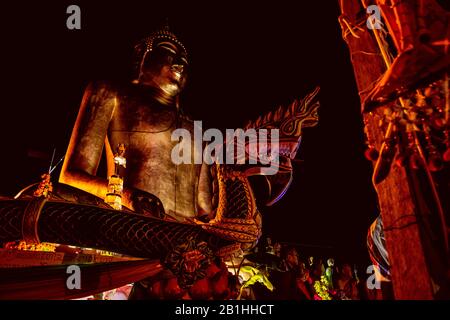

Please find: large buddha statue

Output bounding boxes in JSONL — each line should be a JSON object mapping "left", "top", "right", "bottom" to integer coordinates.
{"left": 0, "top": 24, "right": 319, "bottom": 300}
{"left": 59, "top": 26, "right": 211, "bottom": 221}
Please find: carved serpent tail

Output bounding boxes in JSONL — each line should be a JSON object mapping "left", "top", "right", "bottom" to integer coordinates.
{"left": 0, "top": 198, "right": 231, "bottom": 259}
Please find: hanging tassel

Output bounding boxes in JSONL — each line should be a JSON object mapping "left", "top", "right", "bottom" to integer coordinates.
{"left": 423, "top": 126, "right": 443, "bottom": 171}
{"left": 406, "top": 130, "right": 423, "bottom": 170}
{"left": 363, "top": 114, "right": 379, "bottom": 161}
{"left": 372, "top": 122, "right": 397, "bottom": 184}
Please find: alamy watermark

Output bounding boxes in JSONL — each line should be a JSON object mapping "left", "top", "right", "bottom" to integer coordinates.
{"left": 66, "top": 265, "right": 81, "bottom": 290}
{"left": 66, "top": 5, "right": 81, "bottom": 30}
{"left": 366, "top": 265, "right": 382, "bottom": 290}
{"left": 171, "top": 121, "right": 280, "bottom": 175}
{"left": 366, "top": 5, "right": 383, "bottom": 30}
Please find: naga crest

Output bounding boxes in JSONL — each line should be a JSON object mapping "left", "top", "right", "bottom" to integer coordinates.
{"left": 245, "top": 86, "right": 320, "bottom": 137}
{"left": 244, "top": 86, "right": 320, "bottom": 167}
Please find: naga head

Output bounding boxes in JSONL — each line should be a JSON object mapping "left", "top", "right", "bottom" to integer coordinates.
{"left": 243, "top": 87, "right": 320, "bottom": 205}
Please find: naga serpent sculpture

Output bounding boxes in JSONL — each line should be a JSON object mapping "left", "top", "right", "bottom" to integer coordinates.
{"left": 0, "top": 87, "right": 319, "bottom": 291}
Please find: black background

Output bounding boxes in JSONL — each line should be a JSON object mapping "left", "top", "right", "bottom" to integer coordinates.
{"left": 0, "top": 1, "right": 378, "bottom": 267}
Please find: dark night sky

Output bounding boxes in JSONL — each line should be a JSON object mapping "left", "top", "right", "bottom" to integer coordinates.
{"left": 0, "top": 1, "right": 378, "bottom": 266}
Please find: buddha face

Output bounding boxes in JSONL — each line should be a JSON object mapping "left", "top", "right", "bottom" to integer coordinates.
{"left": 139, "top": 41, "right": 188, "bottom": 99}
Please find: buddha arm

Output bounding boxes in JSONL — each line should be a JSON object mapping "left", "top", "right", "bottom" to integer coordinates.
{"left": 59, "top": 81, "right": 134, "bottom": 210}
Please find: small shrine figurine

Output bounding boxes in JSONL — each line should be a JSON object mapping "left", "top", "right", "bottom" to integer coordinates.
{"left": 113, "top": 143, "right": 127, "bottom": 175}
{"left": 105, "top": 144, "right": 127, "bottom": 210}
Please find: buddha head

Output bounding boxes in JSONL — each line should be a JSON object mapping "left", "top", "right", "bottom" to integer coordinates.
{"left": 133, "top": 25, "right": 188, "bottom": 104}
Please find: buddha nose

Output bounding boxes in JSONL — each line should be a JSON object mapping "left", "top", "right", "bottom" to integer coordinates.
{"left": 171, "top": 64, "right": 184, "bottom": 74}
